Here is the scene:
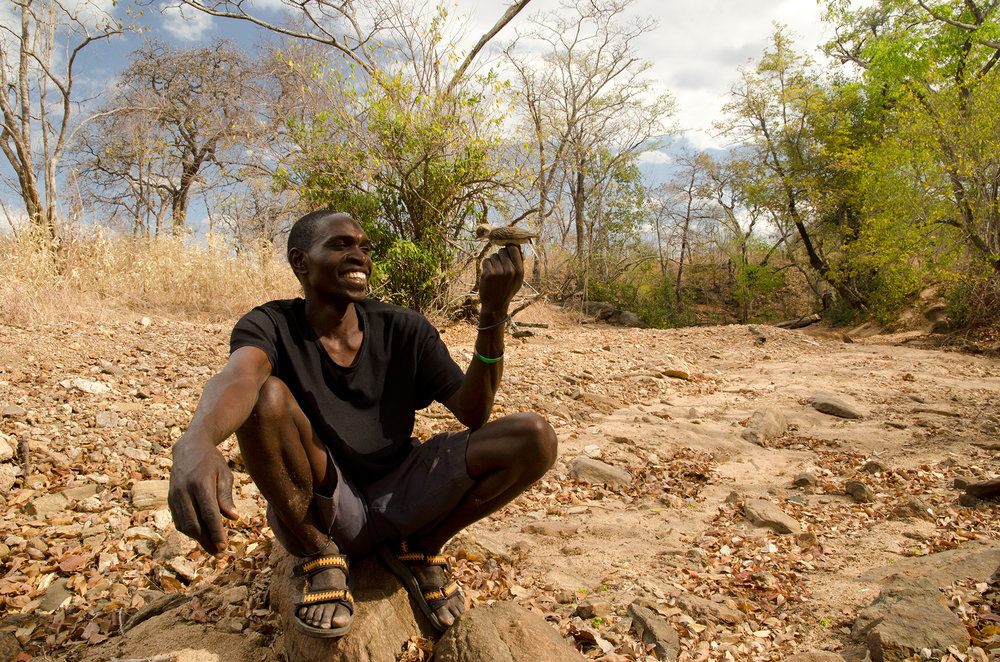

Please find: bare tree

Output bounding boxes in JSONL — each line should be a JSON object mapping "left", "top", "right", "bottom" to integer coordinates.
{"left": 0, "top": 0, "right": 121, "bottom": 241}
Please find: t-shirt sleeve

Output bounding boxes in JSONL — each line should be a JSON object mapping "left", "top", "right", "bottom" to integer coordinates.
{"left": 230, "top": 307, "right": 279, "bottom": 374}
{"left": 413, "top": 325, "right": 464, "bottom": 409}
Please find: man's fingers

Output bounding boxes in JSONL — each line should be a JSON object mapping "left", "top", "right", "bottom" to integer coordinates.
{"left": 194, "top": 484, "right": 229, "bottom": 554}
{"left": 217, "top": 467, "right": 240, "bottom": 520}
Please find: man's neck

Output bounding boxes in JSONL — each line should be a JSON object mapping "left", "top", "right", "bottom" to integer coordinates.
{"left": 303, "top": 297, "right": 360, "bottom": 340}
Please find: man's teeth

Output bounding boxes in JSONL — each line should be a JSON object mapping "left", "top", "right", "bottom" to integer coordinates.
{"left": 346, "top": 272, "right": 367, "bottom": 282}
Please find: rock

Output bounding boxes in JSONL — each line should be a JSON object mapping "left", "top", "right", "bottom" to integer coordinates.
{"left": 0, "top": 631, "right": 22, "bottom": 660}
{"left": 0, "top": 404, "right": 26, "bottom": 419}
{"left": 743, "top": 499, "right": 800, "bottom": 534}
{"left": 793, "top": 473, "right": 818, "bottom": 488}
{"left": 797, "top": 532, "right": 820, "bottom": 548}
{"left": 784, "top": 654, "right": 845, "bottom": 662}
{"left": 38, "top": 578, "right": 72, "bottom": 612}
{"left": 892, "top": 497, "right": 935, "bottom": 521}
{"left": 132, "top": 480, "right": 170, "bottom": 510}
{"left": 862, "top": 459, "right": 890, "bottom": 474}
{"left": 953, "top": 475, "right": 974, "bottom": 490}
{"left": 62, "top": 483, "right": 100, "bottom": 501}
{"left": 846, "top": 481, "right": 876, "bottom": 504}
{"left": 861, "top": 541, "right": 1000, "bottom": 587}
{"left": 568, "top": 457, "right": 632, "bottom": 487}
{"left": 522, "top": 521, "right": 579, "bottom": 538}
{"left": 25, "top": 492, "right": 70, "bottom": 517}
{"left": 0, "top": 543, "right": 10, "bottom": 561}
{"left": 271, "top": 545, "right": 436, "bottom": 662}
{"left": 807, "top": 392, "right": 865, "bottom": 419}
{"left": 575, "top": 600, "right": 612, "bottom": 620}
{"left": 627, "top": 600, "right": 679, "bottom": 661}
{"left": 0, "top": 434, "right": 13, "bottom": 462}
{"left": 852, "top": 575, "right": 969, "bottom": 662}
{"left": 741, "top": 407, "right": 787, "bottom": 445}
{"left": 62, "top": 378, "right": 111, "bottom": 395}
{"left": 435, "top": 600, "right": 586, "bottom": 662}
{"left": 608, "top": 310, "right": 648, "bottom": 328}
{"left": 675, "top": 593, "right": 746, "bottom": 625}
{"left": 0, "top": 464, "right": 18, "bottom": 495}
{"left": 959, "top": 493, "right": 983, "bottom": 508}
{"left": 95, "top": 411, "right": 120, "bottom": 428}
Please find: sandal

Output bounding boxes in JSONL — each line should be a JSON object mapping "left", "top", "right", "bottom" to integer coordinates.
{"left": 377, "top": 540, "right": 463, "bottom": 632}
{"left": 292, "top": 553, "right": 355, "bottom": 638}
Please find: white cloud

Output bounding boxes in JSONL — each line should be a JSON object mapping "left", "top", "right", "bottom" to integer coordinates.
{"left": 639, "top": 150, "right": 672, "bottom": 165}
{"left": 159, "top": 2, "right": 214, "bottom": 41}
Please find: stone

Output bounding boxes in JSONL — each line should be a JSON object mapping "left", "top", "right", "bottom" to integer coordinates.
{"left": 797, "top": 532, "right": 820, "bottom": 548}
{"left": 449, "top": 531, "right": 513, "bottom": 564}
{"left": 0, "top": 631, "right": 22, "bottom": 660}
{"left": 568, "top": 456, "right": 632, "bottom": 487}
{"left": 38, "top": 578, "right": 73, "bottom": 612}
{"left": 808, "top": 392, "right": 865, "bottom": 419}
{"left": 270, "top": 546, "right": 437, "bottom": 662}
{"left": 24, "top": 492, "right": 70, "bottom": 518}
{"left": 0, "top": 543, "right": 10, "bottom": 561}
{"left": 862, "top": 459, "right": 890, "bottom": 474}
{"left": 521, "top": 521, "right": 580, "bottom": 538}
{"left": 0, "top": 464, "right": 18, "bottom": 495}
{"left": 63, "top": 378, "right": 111, "bottom": 395}
{"left": 675, "top": 593, "right": 746, "bottom": 625}
{"left": 575, "top": 600, "right": 612, "bottom": 620}
{"left": 793, "top": 473, "right": 818, "bottom": 488}
{"left": 892, "top": 497, "right": 935, "bottom": 521}
{"left": 0, "top": 434, "right": 13, "bottom": 462}
{"left": 852, "top": 575, "right": 969, "bottom": 662}
{"left": 95, "top": 411, "right": 120, "bottom": 428}
{"left": 435, "top": 600, "right": 586, "bottom": 662}
{"left": 0, "top": 404, "right": 26, "bottom": 419}
{"left": 132, "top": 480, "right": 170, "bottom": 510}
{"left": 743, "top": 499, "right": 800, "bottom": 535}
{"left": 784, "top": 654, "right": 845, "bottom": 662}
{"left": 953, "top": 475, "right": 974, "bottom": 490}
{"left": 859, "top": 541, "right": 1000, "bottom": 587}
{"left": 741, "top": 407, "right": 787, "bottom": 445}
{"left": 627, "top": 600, "right": 679, "bottom": 661}
{"left": 846, "top": 481, "right": 876, "bottom": 503}
{"left": 62, "top": 483, "right": 100, "bottom": 501}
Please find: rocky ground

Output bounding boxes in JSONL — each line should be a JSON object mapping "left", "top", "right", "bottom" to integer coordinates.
{"left": 1, "top": 306, "right": 999, "bottom": 661}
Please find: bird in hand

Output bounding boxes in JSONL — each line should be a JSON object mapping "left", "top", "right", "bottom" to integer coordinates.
{"left": 476, "top": 223, "right": 538, "bottom": 246}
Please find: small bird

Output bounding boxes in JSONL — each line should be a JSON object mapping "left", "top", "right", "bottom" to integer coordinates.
{"left": 475, "top": 223, "right": 538, "bottom": 246}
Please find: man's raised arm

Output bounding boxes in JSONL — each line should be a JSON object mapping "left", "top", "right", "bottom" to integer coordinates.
{"left": 168, "top": 346, "right": 272, "bottom": 555}
{"left": 446, "top": 244, "right": 524, "bottom": 428}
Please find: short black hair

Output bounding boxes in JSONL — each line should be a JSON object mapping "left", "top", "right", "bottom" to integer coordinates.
{"left": 287, "top": 210, "right": 350, "bottom": 266}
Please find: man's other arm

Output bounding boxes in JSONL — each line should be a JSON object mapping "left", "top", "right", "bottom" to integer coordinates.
{"left": 445, "top": 244, "right": 524, "bottom": 429}
{"left": 168, "top": 345, "right": 272, "bottom": 555}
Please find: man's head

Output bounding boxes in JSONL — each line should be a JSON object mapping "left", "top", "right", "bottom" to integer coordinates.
{"left": 287, "top": 210, "right": 373, "bottom": 302}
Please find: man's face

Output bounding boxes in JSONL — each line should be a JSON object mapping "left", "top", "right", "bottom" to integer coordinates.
{"left": 296, "top": 214, "right": 373, "bottom": 302}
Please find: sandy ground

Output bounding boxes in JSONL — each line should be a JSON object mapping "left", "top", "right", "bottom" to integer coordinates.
{"left": 1, "top": 307, "right": 998, "bottom": 660}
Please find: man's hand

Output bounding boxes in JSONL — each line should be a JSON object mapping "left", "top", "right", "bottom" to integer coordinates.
{"left": 479, "top": 244, "right": 525, "bottom": 315}
{"left": 168, "top": 438, "right": 240, "bottom": 556}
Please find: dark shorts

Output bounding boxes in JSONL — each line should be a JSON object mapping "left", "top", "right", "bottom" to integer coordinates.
{"left": 267, "top": 430, "right": 475, "bottom": 558}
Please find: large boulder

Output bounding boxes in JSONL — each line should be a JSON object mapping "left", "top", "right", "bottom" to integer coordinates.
{"left": 270, "top": 546, "right": 434, "bottom": 662}
{"left": 435, "top": 601, "right": 586, "bottom": 662}
{"left": 851, "top": 575, "right": 969, "bottom": 662}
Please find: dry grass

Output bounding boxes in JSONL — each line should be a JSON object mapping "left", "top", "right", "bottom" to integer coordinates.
{"left": 0, "top": 229, "right": 300, "bottom": 326}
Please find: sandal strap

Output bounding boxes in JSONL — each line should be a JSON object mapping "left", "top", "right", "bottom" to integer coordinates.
{"left": 396, "top": 540, "right": 449, "bottom": 568}
{"left": 420, "top": 580, "right": 461, "bottom": 612}
{"left": 295, "top": 553, "right": 349, "bottom": 577}
{"left": 295, "top": 588, "right": 355, "bottom": 614}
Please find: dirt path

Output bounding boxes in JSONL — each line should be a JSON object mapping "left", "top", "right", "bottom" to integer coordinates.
{"left": 1, "top": 312, "right": 998, "bottom": 660}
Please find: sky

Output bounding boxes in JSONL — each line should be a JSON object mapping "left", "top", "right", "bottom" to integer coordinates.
{"left": 0, "top": 0, "right": 838, "bottom": 229}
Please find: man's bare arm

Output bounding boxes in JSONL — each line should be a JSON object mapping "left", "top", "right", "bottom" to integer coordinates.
{"left": 168, "top": 345, "right": 272, "bottom": 555}
{"left": 446, "top": 245, "right": 524, "bottom": 428}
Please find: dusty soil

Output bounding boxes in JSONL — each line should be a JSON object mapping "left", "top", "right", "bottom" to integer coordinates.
{"left": 1, "top": 306, "right": 999, "bottom": 661}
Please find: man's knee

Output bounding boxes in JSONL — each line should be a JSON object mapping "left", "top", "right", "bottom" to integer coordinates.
{"left": 248, "top": 376, "right": 294, "bottom": 422}
{"left": 508, "top": 412, "right": 558, "bottom": 476}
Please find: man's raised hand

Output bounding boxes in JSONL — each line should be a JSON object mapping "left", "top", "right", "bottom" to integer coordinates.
{"left": 168, "top": 440, "right": 240, "bottom": 556}
{"left": 479, "top": 244, "right": 525, "bottom": 314}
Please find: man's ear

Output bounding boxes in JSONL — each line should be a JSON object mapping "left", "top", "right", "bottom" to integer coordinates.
{"left": 289, "top": 248, "right": 308, "bottom": 277}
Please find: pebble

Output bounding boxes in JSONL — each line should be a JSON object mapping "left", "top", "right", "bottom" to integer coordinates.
{"left": 845, "top": 480, "right": 876, "bottom": 503}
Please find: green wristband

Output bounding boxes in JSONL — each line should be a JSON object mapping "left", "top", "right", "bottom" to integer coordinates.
{"left": 474, "top": 350, "right": 504, "bottom": 364}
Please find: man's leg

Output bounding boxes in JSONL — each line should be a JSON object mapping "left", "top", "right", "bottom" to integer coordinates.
{"left": 236, "top": 376, "right": 352, "bottom": 633}
{"left": 406, "top": 412, "right": 558, "bottom": 627}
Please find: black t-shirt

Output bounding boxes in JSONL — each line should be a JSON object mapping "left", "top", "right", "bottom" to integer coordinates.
{"left": 230, "top": 298, "right": 465, "bottom": 481}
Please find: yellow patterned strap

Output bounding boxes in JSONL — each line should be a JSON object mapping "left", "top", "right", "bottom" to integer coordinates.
{"left": 422, "top": 581, "right": 460, "bottom": 606}
{"left": 297, "top": 588, "right": 355, "bottom": 611}
{"left": 296, "top": 554, "right": 349, "bottom": 576}
{"left": 396, "top": 552, "right": 449, "bottom": 567}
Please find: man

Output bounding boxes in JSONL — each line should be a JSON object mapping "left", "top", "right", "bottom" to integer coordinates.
{"left": 168, "top": 210, "right": 557, "bottom": 638}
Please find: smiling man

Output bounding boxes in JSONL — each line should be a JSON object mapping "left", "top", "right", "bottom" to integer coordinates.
{"left": 168, "top": 210, "right": 557, "bottom": 638}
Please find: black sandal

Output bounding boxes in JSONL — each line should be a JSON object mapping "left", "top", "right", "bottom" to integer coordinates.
{"left": 377, "top": 540, "right": 463, "bottom": 632}
{"left": 292, "top": 553, "right": 354, "bottom": 638}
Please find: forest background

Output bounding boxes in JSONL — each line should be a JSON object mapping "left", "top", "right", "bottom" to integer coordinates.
{"left": 2, "top": 0, "right": 1000, "bottom": 334}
